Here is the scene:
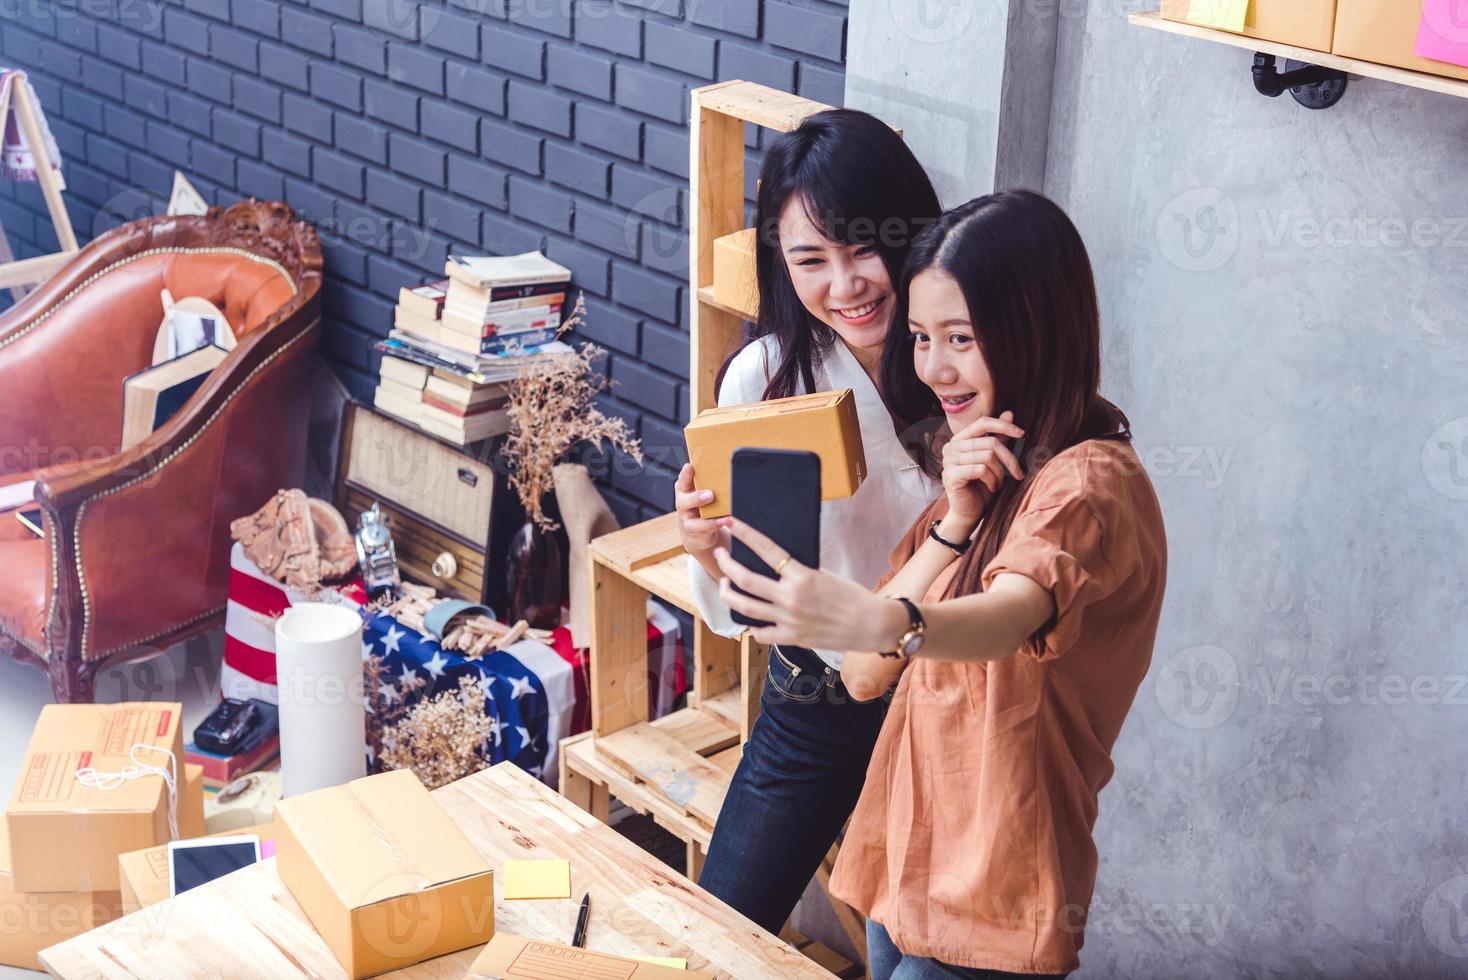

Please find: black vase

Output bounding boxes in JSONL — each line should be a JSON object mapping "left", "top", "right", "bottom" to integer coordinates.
{"left": 506, "top": 521, "right": 565, "bottom": 629}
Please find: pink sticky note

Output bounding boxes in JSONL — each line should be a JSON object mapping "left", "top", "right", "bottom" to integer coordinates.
{"left": 260, "top": 838, "right": 276, "bottom": 859}
{"left": 1416, "top": 0, "right": 1468, "bottom": 70}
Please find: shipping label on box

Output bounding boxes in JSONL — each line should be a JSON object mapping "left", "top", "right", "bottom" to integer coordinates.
{"left": 274, "top": 768, "right": 494, "bottom": 978}
{"left": 684, "top": 388, "right": 866, "bottom": 518}
{"left": 6, "top": 703, "right": 184, "bottom": 892}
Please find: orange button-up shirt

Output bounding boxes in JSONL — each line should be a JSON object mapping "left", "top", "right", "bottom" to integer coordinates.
{"left": 831, "top": 439, "right": 1167, "bottom": 974}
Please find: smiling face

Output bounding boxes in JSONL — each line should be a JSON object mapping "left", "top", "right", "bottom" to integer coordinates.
{"left": 909, "top": 267, "right": 997, "bottom": 432}
{"left": 778, "top": 196, "right": 895, "bottom": 355}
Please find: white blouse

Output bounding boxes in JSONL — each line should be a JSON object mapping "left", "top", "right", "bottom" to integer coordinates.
{"left": 687, "top": 334, "right": 941, "bottom": 669}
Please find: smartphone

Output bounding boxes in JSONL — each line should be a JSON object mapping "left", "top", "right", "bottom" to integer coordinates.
{"left": 168, "top": 835, "right": 262, "bottom": 897}
{"left": 14, "top": 508, "right": 42, "bottom": 537}
{"left": 730, "top": 448, "right": 820, "bottom": 628}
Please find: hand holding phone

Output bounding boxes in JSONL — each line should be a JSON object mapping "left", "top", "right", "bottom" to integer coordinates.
{"left": 729, "top": 448, "right": 821, "bottom": 628}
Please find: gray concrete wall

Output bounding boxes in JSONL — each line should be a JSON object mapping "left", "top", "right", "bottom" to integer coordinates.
{"left": 854, "top": 2, "right": 1468, "bottom": 976}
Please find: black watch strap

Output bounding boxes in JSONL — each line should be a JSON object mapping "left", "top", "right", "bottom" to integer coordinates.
{"left": 928, "top": 519, "right": 971, "bottom": 555}
{"left": 879, "top": 597, "right": 925, "bottom": 660}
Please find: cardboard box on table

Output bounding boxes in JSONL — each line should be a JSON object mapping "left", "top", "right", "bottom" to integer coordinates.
{"left": 5, "top": 702, "right": 186, "bottom": 892}
{"left": 683, "top": 389, "right": 866, "bottom": 519}
{"left": 1160, "top": 0, "right": 1337, "bottom": 52}
{"left": 0, "top": 825, "right": 123, "bottom": 970}
{"left": 118, "top": 820, "right": 277, "bottom": 914}
{"left": 1333, "top": 0, "right": 1468, "bottom": 82}
{"left": 274, "top": 768, "right": 495, "bottom": 978}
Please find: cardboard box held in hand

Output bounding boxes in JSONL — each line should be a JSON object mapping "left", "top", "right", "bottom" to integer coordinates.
{"left": 684, "top": 389, "right": 866, "bottom": 519}
{"left": 6, "top": 702, "right": 186, "bottom": 892}
{"left": 275, "top": 768, "right": 494, "bottom": 979}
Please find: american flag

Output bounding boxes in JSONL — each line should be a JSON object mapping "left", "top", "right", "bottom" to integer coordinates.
{"left": 361, "top": 612, "right": 577, "bottom": 784}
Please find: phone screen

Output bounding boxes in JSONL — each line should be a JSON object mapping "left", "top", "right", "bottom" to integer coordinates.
{"left": 170, "top": 839, "right": 260, "bottom": 895}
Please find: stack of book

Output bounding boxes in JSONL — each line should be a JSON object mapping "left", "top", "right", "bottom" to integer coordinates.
{"left": 439, "top": 250, "right": 571, "bottom": 356}
{"left": 373, "top": 355, "right": 513, "bottom": 445}
{"left": 392, "top": 277, "right": 451, "bottom": 343}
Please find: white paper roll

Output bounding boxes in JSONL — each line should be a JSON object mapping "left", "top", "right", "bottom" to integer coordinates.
{"left": 274, "top": 603, "right": 368, "bottom": 797}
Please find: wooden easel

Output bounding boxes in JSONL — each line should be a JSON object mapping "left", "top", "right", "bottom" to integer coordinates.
{"left": 0, "top": 71, "right": 79, "bottom": 298}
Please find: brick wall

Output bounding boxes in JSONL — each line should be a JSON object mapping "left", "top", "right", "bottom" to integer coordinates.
{"left": 0, "top": 0, "right": 848, "bottom": 523}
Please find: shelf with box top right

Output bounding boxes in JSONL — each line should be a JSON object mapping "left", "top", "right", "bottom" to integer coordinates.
{"left": 1131, "top": 10, "right": 1468, "bottom": 102}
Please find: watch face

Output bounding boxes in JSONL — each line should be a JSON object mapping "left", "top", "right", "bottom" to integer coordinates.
{"left": 902, "top": 632, "right": 925, "bottom": 657}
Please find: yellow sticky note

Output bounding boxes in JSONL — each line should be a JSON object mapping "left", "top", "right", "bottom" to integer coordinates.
{"left": 1187, "top": 0, "right": 1249, "bottom": 31}
{"left": 503, "top": 859, "right": 572, "bottom": 900}
{"left": 633, "top": 956, "right": 688, "bottom": 969}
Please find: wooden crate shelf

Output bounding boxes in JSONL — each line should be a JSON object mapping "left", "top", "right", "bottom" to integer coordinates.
{"left": 560, "top": 79, "right": 869, "bottom": 979}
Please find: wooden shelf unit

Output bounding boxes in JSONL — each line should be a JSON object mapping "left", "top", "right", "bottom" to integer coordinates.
{"left": 560, "top": 81, "right": 866, "bottom": 977}
{"left": 1130, "top": 10, "right": 1468, "bottom": 100}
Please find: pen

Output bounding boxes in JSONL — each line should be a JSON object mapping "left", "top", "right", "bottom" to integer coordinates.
{"left": 571, "top": 893, "right": 590, "bottom": 948}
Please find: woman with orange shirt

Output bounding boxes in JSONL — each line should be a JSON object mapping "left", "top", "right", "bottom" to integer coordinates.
{"left": 712, "top": 191, "right": 1168, "bottom": 978}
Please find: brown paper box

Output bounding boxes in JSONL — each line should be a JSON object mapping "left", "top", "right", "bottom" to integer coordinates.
{"left": 1161, "top": 0, "right": 1337, "bottom": 52}
{"left": 118, "top": 819, "right": 277, "bottom": 914}
{"left": 684, "top": 389, "right": 866, "bottom": 519}
{"left": 1333, "top": 0, "right": 1468, "bottom": 82}
{"left": 6, "top": 702, "right": 185, "bottom": 893}
{"left": 469, "top": 932, "right": 714, "bottom": 980}
{"left": 0, "top": 824, "right": 122, "bottom": 970}
{"left": 712, "top": 227, "right": 758, "bottom": 318}
{"left": 274, "top": 768, "right": 494, "bottom": 978}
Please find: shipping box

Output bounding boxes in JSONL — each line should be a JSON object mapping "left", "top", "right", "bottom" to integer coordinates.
{"left": 6, "top": 702, "right": 185, "bottom": 892}
{"left": 1333, "top": 0, "right": 1468, "bottom": 82}
{"left": 274, "top": 768, "right": 494, "bottom": 978}
{"left": 684, "top": 389, "right": 866, "bottom": 518}
{"left": 712, "top": 227, "right": 758, "bottom": 318}
{"left": 0, "top": 825, "right": 122, "bottom": 970}
{"left": 1161, "top": 0, "right": 1337, "bottom": 52}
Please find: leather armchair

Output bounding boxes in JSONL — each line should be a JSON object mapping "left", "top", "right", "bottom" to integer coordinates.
{"left": 0, "top": 200, "right": 323, "bottom": 702}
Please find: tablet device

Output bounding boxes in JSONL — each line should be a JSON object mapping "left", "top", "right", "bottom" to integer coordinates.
{"left": 168, "top": 835, "right": 262, "bottom": 897}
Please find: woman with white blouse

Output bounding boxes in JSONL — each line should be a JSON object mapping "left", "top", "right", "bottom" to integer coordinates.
{"left": 673, "top": 109, "right": 943, "bottom": 933}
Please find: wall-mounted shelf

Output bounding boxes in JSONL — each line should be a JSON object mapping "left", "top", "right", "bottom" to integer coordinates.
{"left": 1131, "top": 10, "right": 1468, "bottom": 103}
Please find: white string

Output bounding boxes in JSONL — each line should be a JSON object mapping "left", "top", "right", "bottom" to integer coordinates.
{"left": 74, "top": 743, "right": 180, "bottom": 841}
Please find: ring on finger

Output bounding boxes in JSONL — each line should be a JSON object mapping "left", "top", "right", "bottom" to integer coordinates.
{"left": 773, "top": 556, "right": 792, "bottom": 576}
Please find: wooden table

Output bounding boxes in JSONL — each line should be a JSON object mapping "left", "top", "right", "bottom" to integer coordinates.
{"left": 39, "top": 763, "right": 833, "bottom": 979}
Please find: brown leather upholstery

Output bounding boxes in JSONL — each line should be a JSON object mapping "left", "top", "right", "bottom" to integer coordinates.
{"left": 0, "top": 200, "right": 323, "bottom": 702}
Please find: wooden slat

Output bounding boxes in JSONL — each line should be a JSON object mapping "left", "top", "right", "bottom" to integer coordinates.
{"left": 562, "top": 732, "right": 713, "bottom": 847}
{"left": 697, "top": 284, "right": 756, "bottom": 323}
{"left": 39, "top": 764, "right": 833, "bottom": 980}
{"left": 689, "top": 86, "right": 749, "bottom": 416}
{"left": 624, "top": 551, "right": 697, "bottom": 615}
{"left": 595, "top": 724, "right": 733, "bottom": 829}
{"left": 698, "top": 689, "right": 745, "bottom": 734}
{"left": 694, "top": 619, "right": 740, "bottom": 704}
{"left": 739, "top": 636, "right": 770, "bottom": 744}
{"left": 694, "top": 80, "right": 832, "bottom": 132}
{"left": 590, "top": 555, "right": 652, "bottom": 737}
{"left": 1130, "top": 10, "right": 1468, "bottom": 100}
{"left": 650, "top": 705, "right": 739, "bottom": 756}
{"left": 589, "top": 512, "right": 684, "bottom": 573}
{"left": 707, "top": 745, "right": 742, "bottom": 777}
{"left": 0, "top": 249, "right": 75, "bottom": 290}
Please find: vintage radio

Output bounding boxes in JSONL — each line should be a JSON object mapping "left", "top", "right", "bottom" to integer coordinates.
{"left": 334, "top": 403, "right": 522, "bottom": 612}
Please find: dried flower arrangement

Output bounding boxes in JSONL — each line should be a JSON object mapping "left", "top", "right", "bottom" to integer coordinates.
{"left": 501, "top": 295, "right": 643, "bottom": 529}
{"left": 374, "top": 673, "right": 493, "bottom": 790}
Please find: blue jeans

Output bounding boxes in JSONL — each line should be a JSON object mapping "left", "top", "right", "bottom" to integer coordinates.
{"left": 697, "top": 644, "right": 890, "bottom": 934}
{"left": 868, "top": 921, "right": 1071, "bottom": 980}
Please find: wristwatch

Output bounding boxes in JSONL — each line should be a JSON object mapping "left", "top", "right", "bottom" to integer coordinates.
{"left": 880, "top": 597, "right": 926, "bottom": 660}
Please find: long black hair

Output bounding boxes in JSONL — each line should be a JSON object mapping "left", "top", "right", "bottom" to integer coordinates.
{"left": 720, "top": 109, "right": 941, "bottom": 417}
{"left": 879, "top": 190, "right": 1131, "bottom": 597}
